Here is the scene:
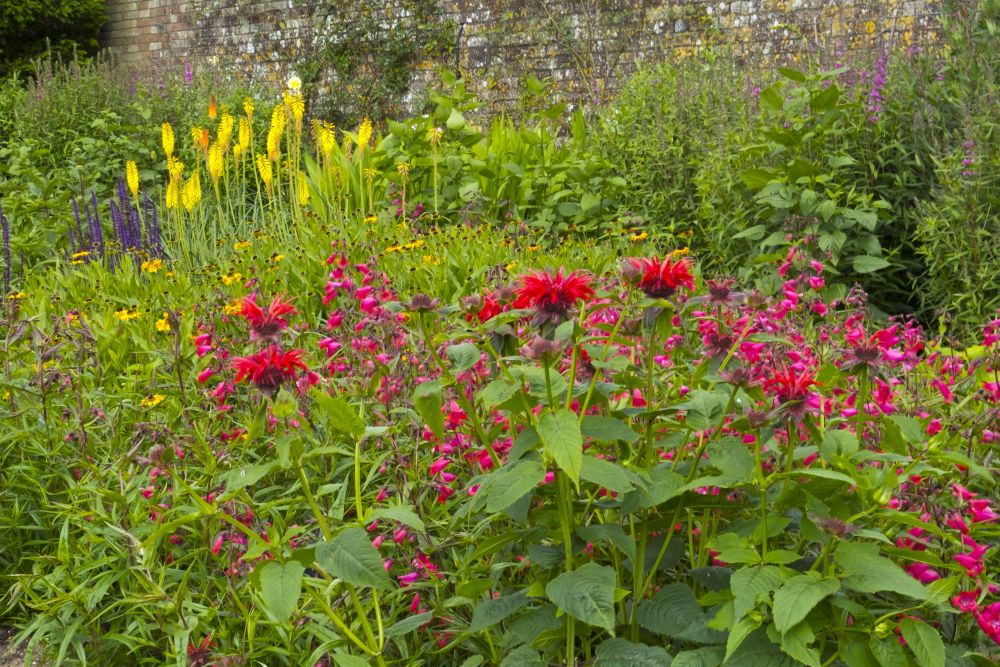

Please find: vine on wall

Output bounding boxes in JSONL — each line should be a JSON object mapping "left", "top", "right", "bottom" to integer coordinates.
{"left": 298, "top": 0, "right": 455, "bottom": 125}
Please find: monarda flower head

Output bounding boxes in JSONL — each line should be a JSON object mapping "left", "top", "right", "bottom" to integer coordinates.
{"left": 513, "top": 268, "right": 594, "bottom": 325}
{"left": 624, "top": 256, "right": 695, "bottom": 299}
{"left": 240, "top": 293, "right": 296, "bottom": 340}
{"left": 233, "top": 345, "right": 308, "bottom": 397}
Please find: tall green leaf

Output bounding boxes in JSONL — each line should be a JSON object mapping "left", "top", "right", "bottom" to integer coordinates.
{"left": 545, "top": 562, "right": 617, "bottom": 633}
{"left": 316, "top": 527, "right": 392, "bottom": 589}
{"left": 258, "top": 560, "right": 304, "bottom": 624}
{"left": 537, "top": 408, "right": 583, "bottom": 484}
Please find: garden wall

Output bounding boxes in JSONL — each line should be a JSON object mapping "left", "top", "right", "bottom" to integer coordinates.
{"left": 101, "top": 0, "right": 942, "bottom": 111}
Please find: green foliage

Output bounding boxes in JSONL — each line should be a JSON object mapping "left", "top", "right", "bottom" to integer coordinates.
{"left": 300, "top": 0, "right": 455, "bottom": 125}
{"left": 0, "top": 0, "right": 106, "bottom": 77}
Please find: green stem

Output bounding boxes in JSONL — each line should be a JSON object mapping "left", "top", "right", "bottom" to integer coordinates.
{"left": 354, "top": 435, "right": 364, "bottom": 522}
{"left": 297, "top": 461, "right": 331, "bottom": 540}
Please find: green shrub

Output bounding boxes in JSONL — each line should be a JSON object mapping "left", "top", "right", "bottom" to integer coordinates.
{"left": 0, "top": 1, "right": 106, "bottom": 77}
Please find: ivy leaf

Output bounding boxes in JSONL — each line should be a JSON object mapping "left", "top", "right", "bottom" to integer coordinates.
{"left": 315, "top": 527, "right": 392, "bottom": 589}
{"left": 545, "top": 562, "right": 617, "bottom": 633}
{"left": 899, "top": 618, "right": 945, "bottom": 667}
{"left": 594, "top": 638, "right": 673, "bottom": 666}
{"left": 771, "top": 572, "right": 840, "bottom": 634}
{"left": 836, "top": 542, "right": 929, "bottom": 600}
{"left": 258, "top": 560, "right": 304, "bottom": 624}
{"left": 537, "top": 408, "right": 583, "bottom": 484}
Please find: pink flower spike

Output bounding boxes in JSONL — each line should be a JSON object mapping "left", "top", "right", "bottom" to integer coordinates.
{"left": 969, "top": 499, "right": 998, "bottom": 523}
{"left": 953, "top": 484, "right": 976, "bottom": 501}
{"left": 211, "top": 534, "right": 225, "bottom": 556}
{"left": 952, "top": 590, "right": 980, "bottom": 613}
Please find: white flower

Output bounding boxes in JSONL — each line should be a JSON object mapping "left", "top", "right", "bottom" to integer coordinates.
{"left": 286, "top": 73, "right": 302, "bottom": 93}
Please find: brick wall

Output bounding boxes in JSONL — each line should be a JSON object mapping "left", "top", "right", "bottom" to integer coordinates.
{"left": 101, "top": 0, "right": 942, "bottom": 111}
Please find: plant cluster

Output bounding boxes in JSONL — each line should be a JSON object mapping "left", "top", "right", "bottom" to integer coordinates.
{"left": 2, "top": 201, "right": 999, "bottom": 664}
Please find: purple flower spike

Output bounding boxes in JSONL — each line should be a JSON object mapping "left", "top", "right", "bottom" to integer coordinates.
{"left": 1, "top": 204, "right": 11, "bottom": 294}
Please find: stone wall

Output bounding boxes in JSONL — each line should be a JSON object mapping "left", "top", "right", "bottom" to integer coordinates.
{"left": 102, "top": 0, "right": 942, "bottom": 113}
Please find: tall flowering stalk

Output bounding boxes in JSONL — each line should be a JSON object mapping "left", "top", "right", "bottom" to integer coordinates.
{"left": 1, "top": 204, "right": 10, "bottom": 294}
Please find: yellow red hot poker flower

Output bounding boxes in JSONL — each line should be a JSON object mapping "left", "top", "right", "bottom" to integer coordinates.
{"left": 161, "top": 122, "right": 175, "bottom": 159}
{"left": 125, "top": 160, "right": 139, "bottom": 200}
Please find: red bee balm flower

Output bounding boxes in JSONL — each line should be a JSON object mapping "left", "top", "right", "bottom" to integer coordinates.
{"left": 513, "top": 268, "right": 594, "bottom": 322}
{"left": 240, "top": 293, "right": 296, "bottom": 339}
{"left": 627, "top": 256, "right": 695, "bottom": 298}
{"left": 233, "top": 345, "right": 308, "bottom": 396}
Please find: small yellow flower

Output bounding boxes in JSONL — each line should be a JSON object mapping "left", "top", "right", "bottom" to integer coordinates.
{"left": 405, "top": 239, "right": 425, "bottom": 250}
{"left": 422, "top": 254, "right": 442, "bottom": 265}
{"left": 1, "top": 390, "right": 10, "bottom": 401}
{"left": 161, "top": 122, "right": 175, "bottom": 159}
{"left": 356, "top": 117, "right": 373, "bottom": 149}
{"left": 271, "top": 253, "right": 284, "bottom": 263}
{"left": 526, "top": 244, "right": 541, "bottom": 252}
{"left": 671, "top": 247, "right": 690, "bottom": 257}
{"left": 70, "top": 250, "right": 91, "bottom": 266}
{"left": 428, "top": 126, "right": 443, "bottom": 146}
{"left": 364, "top": 214, "right": 378, "bottom": 225}
{"left": 630, "top": 231, "right": 648, "bottom": 242}
{"left": 505, "top": 262, "right": 517, "bottom": 272}
{"left": 125, "top": 160, "right": 139, "bottom": 200}
{"left": 141, "top": 258, "right": 164, "bottom": 273}
{"left": 243, "top": 97, "right": 254, "bottom": 121}
{"left": 221, "top": 271, "right": 243, "bottom": 286}
{"left": 155, "top": 313, "right": 171, "bottom": 332}
{"left": 140, "top": 394, "right": 166, "bottom": 408}
{"left": 223, "top": 300, "right": 243, "bottom": 315}
{"left": 315, "top": 120, "right": 336, "bottom": 162}
{"left": 233, "top": 241, "right": 252, "bottom": 251}
{"left": 7, "top": 292, "right": 27, "bottom": 301}
{"left": 114, "top": 306, "right": 141, "bottom": 322}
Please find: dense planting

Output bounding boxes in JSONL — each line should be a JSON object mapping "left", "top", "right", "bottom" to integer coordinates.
{"left": 2, "top": 3, "right": 1000, "bottom": 664}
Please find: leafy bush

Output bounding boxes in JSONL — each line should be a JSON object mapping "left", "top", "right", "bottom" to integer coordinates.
{"left": 0, "top": 1, "right": 106, "bottom": 77}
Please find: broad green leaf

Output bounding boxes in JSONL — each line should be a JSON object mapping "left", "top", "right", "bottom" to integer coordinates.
{"left": 869, "top": 635, "right": 910, "bottom": 667}
{"left": 311, "top": 390, "right": 366, "bottom": 438}
{"left": 446, "top": 107, "right": 466, "bottom": 130}
{"left": 899, "top": 617, "right": 945, "bottom": 667}
{"left": 332, "top": 655, "right": 370, "bottom": 667}
{"left": 637, "top": 582, "right": 725, "bottom": 644}
{"left": 258, "top": 560, "right": 304, "bottom": 623}
{"left": 836, "top": 542, "right": 929, "bottom": 600}
{"left": 413, "top": 379, "right": 445, "bottom": 442}
{"left": 595, "top": 638, "right": 673, "bottom": 666}
{"left": 673, "top": 647, "right": 725, "bottom": 667}
{"left": 545, "top": 562, "right": 617, "bottom": 633}
{"left": 771, "top": 572, "right": 840, "bottom": 633}
{"left": 500, "top": 645, "right": 546, "bottom": 667}
{"left": 724, "top": 629, "right": 801, "bottom": 666}
{"left": 370, "top": 505, "right": 425, "bottom": 532}
{"left": 385, "top": 611, "right": 433, "bottom": 638}
{"left": 852, "top": 255, "right": 891, "bottom": 274}
{"left": 732, "top": 565, "right": 784, "bottom": 619}
{"left": 315, "top": 527, "right": 392, "bottom": 589}
{"left": 446, "top": 342, "right": 480, "bottom": 372}
{"left": 778, "top": 621, "right": 821, "bottom": 667}
{"left": 577, "top": 524, "right": 637, "bottom": 562}
{"left": 581, "top": 415, "right": 639, "bottom": 444}
{"left": 725, "top": 616, "right": 761, "bottom": 661}
{"left": 580, "top": 455, "right": 635, "bottom": 493}
{"left": 479, "top": 379, "right": 518, "bottom": 408}
{"left": 890, "top": 415, "right": 924, "bottom": 444}
{"left": 468, "top": 590, "right": 531, "bottom": 632}
{"left": 821, "top": 430, "right": 859, "bottom": 462}
{"left": 712, "top": 533, "right": 760, "bottom": 565}
{"left": 221, "top": 461, "right": 277, "bottom": 495}
{"left": 485, "top": 460, "right": 545, "bottom": 513}
{"left": 741, "top": 168, "right": 775, "bottom": 189}
{"left": 537, "top": 408, "right": 583, "bottom": 483}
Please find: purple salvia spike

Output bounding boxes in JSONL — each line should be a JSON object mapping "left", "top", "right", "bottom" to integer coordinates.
{"left": 1, "top": 204, "right": 11, "bottom": 294}
{"left": 72, "top": 199, "right": 86, "bottom": 251}
{"left": 110, "top": 199, "right": 125, "bottom": 256}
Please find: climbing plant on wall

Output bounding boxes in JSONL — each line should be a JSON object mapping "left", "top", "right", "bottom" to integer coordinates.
{"left": 299, "top": 0, "right": 455, "bottom": 125}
